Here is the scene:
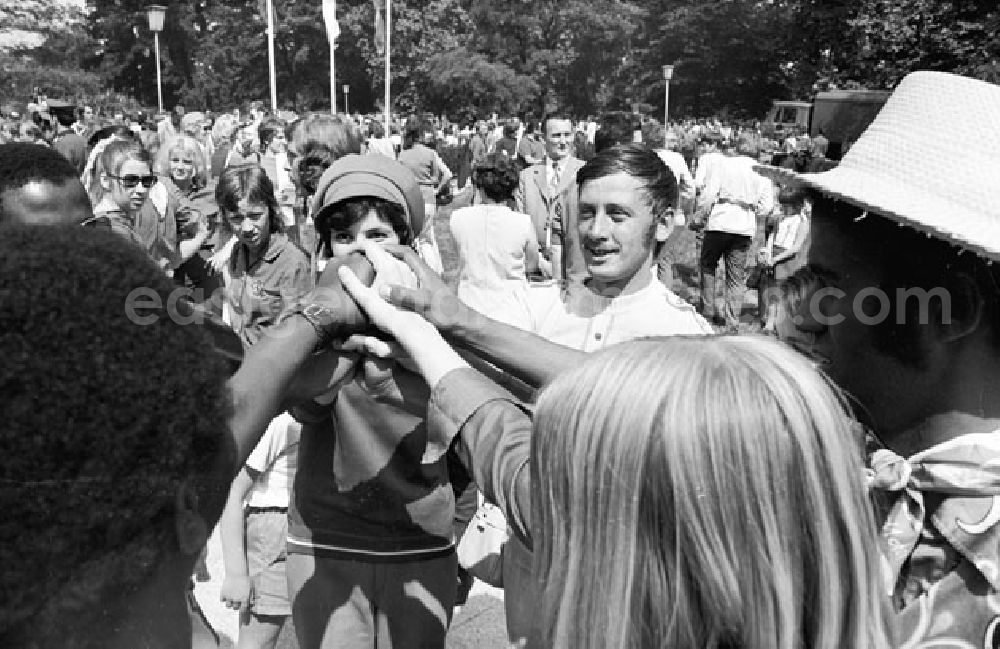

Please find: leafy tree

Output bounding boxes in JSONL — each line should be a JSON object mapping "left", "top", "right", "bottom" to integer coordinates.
{"left": 16, "top": 0, "right": 1000, "bottom": 121}
{"left": 87, "top": 0, "right": 202, "bottom": 109}
{"left": 468, "top": 0, "right": 645, "bottom": 114}
{"left": 842, "top": 0, "right": 1000, "bottom": 87}
{"left": 0, "top": 0, "right": 102, "bottom": 103}
{"left": 421, "top": 48, "right": 539, "bottom": 120}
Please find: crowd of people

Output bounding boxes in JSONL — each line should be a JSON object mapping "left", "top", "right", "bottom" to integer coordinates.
{"left": 2, "top": 68, "right": 1000, "bottom": 649}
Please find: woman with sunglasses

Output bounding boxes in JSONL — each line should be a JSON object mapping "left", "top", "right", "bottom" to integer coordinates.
{"left": 88, "top": 138, "right": 158, "bottom": 247}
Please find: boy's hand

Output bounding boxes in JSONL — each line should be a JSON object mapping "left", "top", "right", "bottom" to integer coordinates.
{"left": 361, "top": 240, "right": 419, "bottom": 293}
{"left": 338, "top": 265, "right": 468, "bottom": 390}
{"left": 220, "top": 573, "right": 253, "bottom": 612}
{"left": 376, "top": 244, "right": 478, "bottom": 334}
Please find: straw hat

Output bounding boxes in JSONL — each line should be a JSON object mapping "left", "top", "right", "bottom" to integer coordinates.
{"left": 756, "top": 71, "right": 1000, "bottom": 261}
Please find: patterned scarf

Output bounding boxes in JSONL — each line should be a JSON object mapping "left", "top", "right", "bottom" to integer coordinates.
{"left": 866, "top": 432, "right": 1000, "bottom": 594}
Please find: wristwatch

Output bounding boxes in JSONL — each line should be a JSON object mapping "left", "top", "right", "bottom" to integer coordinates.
{"left": 296, "top": 303, "right": 339, "bottom": 350}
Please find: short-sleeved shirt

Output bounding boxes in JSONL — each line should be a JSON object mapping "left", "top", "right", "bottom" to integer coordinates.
{"left": 223, "top": 232, "right": 311, "bottom": 348}
{"left": 398, "top": 143, "right": 449, "bottom": 204}
{"left": 245, "top": 412, "right": 301, "bottom": 509}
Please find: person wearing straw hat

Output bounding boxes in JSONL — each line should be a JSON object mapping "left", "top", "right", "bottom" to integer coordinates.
{"left": 756, "top": 70, "right": 1000, "bottom": 647}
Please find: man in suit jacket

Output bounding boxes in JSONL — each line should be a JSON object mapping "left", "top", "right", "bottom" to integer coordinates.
{"left": 514, "top": 113, "right": 586, "bottom": 281}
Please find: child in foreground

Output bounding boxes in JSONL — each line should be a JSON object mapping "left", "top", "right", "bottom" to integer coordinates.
{"left": 220, "top": 413, "right": 300, "bottom": 649}
{"left": 285, "top": 155, "right": 461, "bottom": 649}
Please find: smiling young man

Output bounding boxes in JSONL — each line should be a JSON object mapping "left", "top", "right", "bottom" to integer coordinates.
{"left": 759, "top": 71, "right": 1000, "bottom": 647}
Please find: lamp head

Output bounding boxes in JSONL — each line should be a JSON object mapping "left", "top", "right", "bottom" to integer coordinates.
{"left": 147, "top": 5, "right": 166, "bottom": 32}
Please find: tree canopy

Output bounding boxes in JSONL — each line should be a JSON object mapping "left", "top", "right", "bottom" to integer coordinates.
{"left": 3, "top": 0, "right": 998, "bottom": 119}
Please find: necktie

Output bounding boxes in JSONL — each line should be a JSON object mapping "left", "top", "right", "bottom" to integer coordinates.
{"left": 549, "top": 160, "right": 561, "bottom": 197}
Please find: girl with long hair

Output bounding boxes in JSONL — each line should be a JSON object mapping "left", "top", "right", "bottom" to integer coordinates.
{"left": 214, "top": 163, "right": 311, "bottom": 348}
{"left": 331, "top": 274, "right": 894, "bottom": 649}
{"left": 87, "top": 137, "right": 156, "bottom": 246}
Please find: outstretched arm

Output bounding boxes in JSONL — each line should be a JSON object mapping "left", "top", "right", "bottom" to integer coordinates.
{"left": 373, "top": 243, "right": 586, "bottom": 388}
{"left": 227, "top": 254, "right": 373, "bottom": 468}
{"left": 338, "top": 265, "right": 536, "bottom": 544}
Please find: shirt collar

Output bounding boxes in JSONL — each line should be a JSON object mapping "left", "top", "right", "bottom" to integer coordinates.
{"left": 564, "top": 268, "right": 660, "bottom": 315}
{"left": 235, "top": 232, "right": 289, "bottom": 268}
{"left": 546, "top": 156, "right": 569, "bottom": 174}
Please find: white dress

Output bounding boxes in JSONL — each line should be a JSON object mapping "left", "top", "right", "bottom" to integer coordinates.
{"left": 449, "top": 204, "right": 535, "bottom": 330}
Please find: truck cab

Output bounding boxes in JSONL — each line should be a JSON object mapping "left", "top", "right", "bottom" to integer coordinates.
{"left": 762, "top": 101, "right": 811, "bottom": 139}
{"left": 810, "top": 90, "right": 891, "bottom": 159}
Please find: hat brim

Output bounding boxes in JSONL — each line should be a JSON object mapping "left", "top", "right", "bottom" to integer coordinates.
{"left": 313, "top": 177, "right": 409, "bottom": 235}
{"left": 755, "top": 163, "right": 1000, "bottom": 261}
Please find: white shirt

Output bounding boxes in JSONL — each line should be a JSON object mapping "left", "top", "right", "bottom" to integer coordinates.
{"left": 773, "top": 213, "right": 807, "bottom": 250}
{"left": 655, "top": 149, "right": 696, "bottom": 209}
{"left": 523, "top": 271, "right": 712, "bottom": 352}
{"left": 702, "top": 155, "right": 774, "bottom": 237}
{"left": 545, "top": 156, "right": 570, "bottom": 189}
{"left": 694, "top": 151, "right": 726, "bottom": 191}
{"left": 367, "top": 137, "right": 396, "bottom": 159}
{"left": 245, "top": 412, "right": 301, "bottom": 508}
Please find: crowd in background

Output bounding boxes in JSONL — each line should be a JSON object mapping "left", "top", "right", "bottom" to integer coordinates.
{"left": 4, "top": 69, "right": 999, "bottom": 649}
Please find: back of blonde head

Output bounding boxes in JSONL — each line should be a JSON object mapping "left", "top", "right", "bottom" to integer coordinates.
{"left": 532, "top": 336, "right": 890, "bottom": 649}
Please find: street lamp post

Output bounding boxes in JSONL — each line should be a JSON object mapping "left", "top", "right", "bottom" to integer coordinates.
{"left": 662, "top": 64, "right": 675, "bottom": 128}
{"left": 147, "top": 5, "right": 166, "bottom": 113}
{"left": 342, "top": 84, "right": 350, "bottom": 115}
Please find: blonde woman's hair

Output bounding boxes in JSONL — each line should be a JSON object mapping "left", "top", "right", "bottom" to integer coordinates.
{"left": 211, "top": 113, "right": 239, "bottom": 144}
{"left": 532, "top": 335, "right": 891, "bottom": 649}
{"left": 156, "top": 135, "right": 208, "bottom": 187}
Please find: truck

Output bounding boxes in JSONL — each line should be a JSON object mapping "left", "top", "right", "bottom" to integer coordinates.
{"left": 762, "top": 89, "right": 891, "bottom": 160}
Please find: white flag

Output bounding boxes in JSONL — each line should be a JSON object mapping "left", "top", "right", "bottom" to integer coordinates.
{"left": 322, "top": 0, "right": 340, "bottom": 42}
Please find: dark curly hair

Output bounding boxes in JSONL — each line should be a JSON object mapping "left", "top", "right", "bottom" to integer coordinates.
{"left": 258, "top": 116, "right": 286, "bottom": 152}
{"left": 288, "top": 114, "right": 363, "bottom": 197}
{"left": 0, "top": 142, "right": 80, "bottom": 214}
{"left": 0, "top": 225, "right": 234, "bottom": 645}
{"left": 316, "top": 197, "right": 412, "bottom": 256}
{"left": 472, "top": 152, "right": 520, "bottom": 202}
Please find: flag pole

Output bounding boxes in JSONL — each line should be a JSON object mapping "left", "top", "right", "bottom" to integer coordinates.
{"left": 383, "top": 0, "right": 390, "bottom": 139}
{"left": 323, "top": 0, "right": 338, "bottom": 114}
{"left": 266, "top": 0, "right": 277, "bottom": 111}
{"left": 330, "top": 45, "right": 337, "bottom": 114}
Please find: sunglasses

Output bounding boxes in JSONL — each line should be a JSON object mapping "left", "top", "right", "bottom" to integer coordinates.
{"left": 110, "top": 174, "right": 157, "bottom": 189}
